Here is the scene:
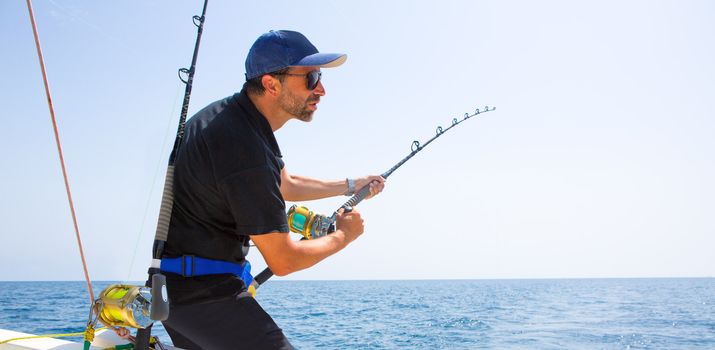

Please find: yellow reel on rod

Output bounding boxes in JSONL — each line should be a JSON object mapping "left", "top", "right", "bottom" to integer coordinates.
{"left": 94, "top": 284, "right": 153, "bottom": 329}
{"left": 287, "top": 204, "right": 335, "bottom": 240}
{"left": 287, "top": 205, "right": 319, "bottom": 239}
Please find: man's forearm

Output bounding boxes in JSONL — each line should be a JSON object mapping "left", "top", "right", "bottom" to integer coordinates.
{"left": 282, "top": 174, "right": 347, "bottom": 201}
{"left": 251, "top": 230, "right": 351, "bottom": 276}
{"left": 278, "top": 230, "right": 350, "bottom": 275}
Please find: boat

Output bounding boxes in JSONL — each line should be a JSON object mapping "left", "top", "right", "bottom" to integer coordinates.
{"left": 0, "top": 328, "right": 181, "bottom": 350}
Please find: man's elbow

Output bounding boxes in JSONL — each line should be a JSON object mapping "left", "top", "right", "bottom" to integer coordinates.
{"left": 280, "top": 176, "right": 298, "bottom": 202}
{"left": 266, "top": 256, "right": 314, "bottom": 276}
{"left": 251, "top": 231, "right": 308, "bottom": 276}
{"left": 280, "top": 188, "right": 295, "bottom": 202}
{"left": 269, "top": 263, "right": 293, "bottom": 277}
{"left": 265, "top": 258, "right": 299, "bottom": 277}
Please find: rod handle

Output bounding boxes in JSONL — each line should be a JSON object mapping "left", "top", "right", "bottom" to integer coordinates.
{"left": 342, "top": 183, "right": 372, "bottom": 210}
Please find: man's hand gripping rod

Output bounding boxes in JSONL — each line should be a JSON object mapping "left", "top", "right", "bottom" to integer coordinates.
{"left": 251, "top": 106, "right": 496, "bottom": 290}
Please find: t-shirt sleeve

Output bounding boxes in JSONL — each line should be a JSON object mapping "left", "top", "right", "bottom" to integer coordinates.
{"left": 219, "top": 164, "right": 289, "bottom": 236}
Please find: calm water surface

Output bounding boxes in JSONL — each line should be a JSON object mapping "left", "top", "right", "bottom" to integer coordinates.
{"left": 1, "top": 279, "right": 713, "bottom": 349}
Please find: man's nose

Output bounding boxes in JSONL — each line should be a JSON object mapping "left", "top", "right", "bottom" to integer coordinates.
{"left": 313, "top": 80, "right": 326, "bottom": 96}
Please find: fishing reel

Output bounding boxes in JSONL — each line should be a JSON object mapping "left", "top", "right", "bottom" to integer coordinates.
{"left": 89, "top": 284, "right": 154, "bottom": 329}
{"left": 287, "top": 205, "right": 335, "bottom": 239}
{"left": 87, "top": 274, "right": 168, "bottom": 329}
{"left": 81, "top": 284, "right": 169, "bottom": 350}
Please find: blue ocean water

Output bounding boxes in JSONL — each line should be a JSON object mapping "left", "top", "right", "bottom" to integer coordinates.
{"left": 1, "top": 279, "right": 713, "bottom": 349}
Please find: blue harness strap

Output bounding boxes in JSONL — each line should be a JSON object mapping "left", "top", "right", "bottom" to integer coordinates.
{"left": 160, "top": 255, "right": 254, "bottom": 287}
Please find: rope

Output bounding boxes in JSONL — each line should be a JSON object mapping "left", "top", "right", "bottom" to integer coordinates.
{"left": 1, "top": 328, "right": 134, "bottom": 350}
{"left": 0, "top": 327, "right": 108, "bottom": 345}
{"left": 25, "top": 0, "right": 94, "bottom": 303}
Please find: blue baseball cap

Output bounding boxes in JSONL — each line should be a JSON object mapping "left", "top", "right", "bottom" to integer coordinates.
{"left": 245, "top": 30, "right": 347, "bottom": 80}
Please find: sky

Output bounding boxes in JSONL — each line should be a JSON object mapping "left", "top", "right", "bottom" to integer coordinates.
{"left": 1, "top": 0, "right": 713, "bottom": 282}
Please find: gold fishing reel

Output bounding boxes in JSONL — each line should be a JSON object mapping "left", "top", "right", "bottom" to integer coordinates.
{"left": 93, "top": 284, "right": 153, "bottom": 329}
{"left": 287, "top": 205, "right": 334, "bottom": 240}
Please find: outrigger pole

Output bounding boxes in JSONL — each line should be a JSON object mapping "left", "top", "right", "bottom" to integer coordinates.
{"left": 25, "top": 0, "right": 95, "bottom": 304}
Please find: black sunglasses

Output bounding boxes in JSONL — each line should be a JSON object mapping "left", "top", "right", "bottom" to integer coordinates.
{"left": 272, "top": 70, "right": 322, "bottom": 90}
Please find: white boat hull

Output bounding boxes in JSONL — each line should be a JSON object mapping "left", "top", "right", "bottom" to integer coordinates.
{"left": 0, "top": 329, "right": 180, "bottom": 350}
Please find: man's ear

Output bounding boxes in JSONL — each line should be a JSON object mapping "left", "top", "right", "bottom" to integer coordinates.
{"left": 261, "top": 75, "right": 281, "bottom": 96}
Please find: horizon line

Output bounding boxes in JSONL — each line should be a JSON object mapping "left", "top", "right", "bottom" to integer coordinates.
{"left": 1, "top": 276, "right": 713, "bottom": 283}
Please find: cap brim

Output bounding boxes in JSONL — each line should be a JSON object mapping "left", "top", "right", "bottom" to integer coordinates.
{"left": 291, "top": 53, "right": 347, "bottom": 68}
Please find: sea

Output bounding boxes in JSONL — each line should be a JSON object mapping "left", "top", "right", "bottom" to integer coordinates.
{"left": 1, "top": 279, "right": 713, "bottom": 349}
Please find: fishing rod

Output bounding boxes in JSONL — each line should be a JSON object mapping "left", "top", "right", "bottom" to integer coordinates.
{"left": 251, "top": 106, "right": 496, "bottom": 289}
{"left": 145, "top": 0, "right": 208, "bottom": 322}
{"left": 73, "top": 2, "right": 209, "bottom": 350}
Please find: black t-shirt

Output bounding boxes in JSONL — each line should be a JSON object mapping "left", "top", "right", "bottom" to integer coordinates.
{"left": 163, "top": 89, "right": 289, "bottom": 304}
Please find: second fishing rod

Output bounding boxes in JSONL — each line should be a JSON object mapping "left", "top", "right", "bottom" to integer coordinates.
{"left": 251, "top": 106, "right": 496, "bottom": 290}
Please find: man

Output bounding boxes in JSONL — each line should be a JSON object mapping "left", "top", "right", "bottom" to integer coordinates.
{"left": 160, "top": 30, "right": 385, "bottom": 349}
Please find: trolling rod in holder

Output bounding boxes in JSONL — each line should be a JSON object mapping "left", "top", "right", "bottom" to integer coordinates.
{"left": 251, "top": 105, "right": 496, "bottom": 289}
{"left": 145, "top": 0, "right": 208, "bottom": 324}
{"left": 126, "top": 1, "right": 209, "bottom": 350}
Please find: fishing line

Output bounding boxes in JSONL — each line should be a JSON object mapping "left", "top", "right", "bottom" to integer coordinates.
{"left": 252, "top": 106, "right": 496, "bottom": 289}
{"left": 124, "top": 85, "right": 183, "bottom": 284}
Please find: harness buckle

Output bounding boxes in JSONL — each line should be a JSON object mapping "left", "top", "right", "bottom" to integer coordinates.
{"left": 181, "top": 255, "right": 195, "bottom": 277}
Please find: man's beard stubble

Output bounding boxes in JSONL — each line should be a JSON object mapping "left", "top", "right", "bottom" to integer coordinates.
{"left": 278, "top": 89, "right": 319, "bottom": 122}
